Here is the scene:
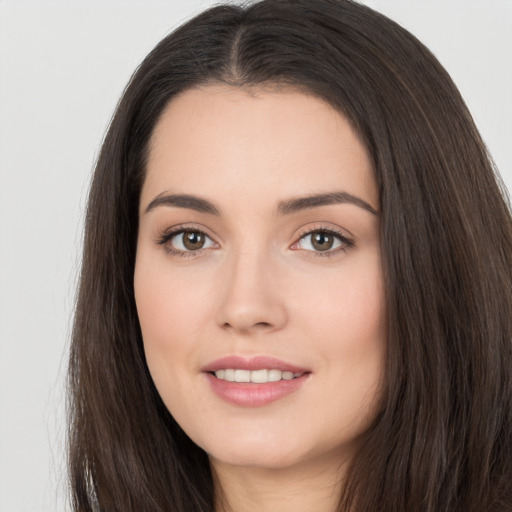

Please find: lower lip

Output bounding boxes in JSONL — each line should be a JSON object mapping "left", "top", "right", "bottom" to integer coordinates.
{"left": 205, "top": 372, "right": 309, "bottom": 407}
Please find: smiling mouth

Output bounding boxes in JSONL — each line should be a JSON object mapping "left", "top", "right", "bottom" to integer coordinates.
{"left": 205, "top": 358, "right": 310, "bottom": 406}
{"left": 212, "top": 369, "right": 305, "bottom": 383}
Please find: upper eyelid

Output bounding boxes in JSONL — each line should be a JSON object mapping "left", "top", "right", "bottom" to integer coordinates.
{"left": 157, "top": 227, "right": 217, "bottom": 258}
{"left": 157, "top": 223, "right": 218, "bottom": 242}
{"left": 294, "top": 226, "right": 353, "bottom": 249}
{"left": 158, "top": 223, "right": 352, "bottom": 254}
{"left": 296, "top": 223, "right": 353, "bottom": 241}
{"left": 158, "top": 223, "right": 349, "bottom": 240}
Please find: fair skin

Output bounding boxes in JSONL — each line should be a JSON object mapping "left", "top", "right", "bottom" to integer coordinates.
{"left": 134, "top": 85, "right": 385, "bottom": 512}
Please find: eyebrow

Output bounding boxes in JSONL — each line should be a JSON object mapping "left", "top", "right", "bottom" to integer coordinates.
{"left": 145, "top": 193, "right": 221, "bottom": 215}
{"left": 277, "top": 191, "right": 378, "bottom": 216}
{"left": 144, "top": 191, "right": 378, "bottom": 216}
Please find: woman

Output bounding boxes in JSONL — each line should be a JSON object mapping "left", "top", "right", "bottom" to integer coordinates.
{"left": 68, "top": 0, "right": 512, "bottom": 510}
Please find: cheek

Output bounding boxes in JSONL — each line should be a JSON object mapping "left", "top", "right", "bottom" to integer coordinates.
{"left": 294, "top": 256, "right": 386, "bottom": 411}
{"left": 293, "top": 254, "right": 385, "bottom": 340}
{"left": 134, "top": 250, "right": 213, "bottom": 342}
{"left": 133, "top": 250, "right": 213, "bottom": 401}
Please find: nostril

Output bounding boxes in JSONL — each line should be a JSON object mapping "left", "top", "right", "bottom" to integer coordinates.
{"left": 222, "top": 321, "right": 272, "bottom": 330}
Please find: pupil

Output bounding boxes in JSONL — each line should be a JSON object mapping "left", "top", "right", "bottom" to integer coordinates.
{"left": 184, "top": 231, "right": 204, "bottom": 250}
{"left": 312, "top": 232, "right": 333, "bottom": 251}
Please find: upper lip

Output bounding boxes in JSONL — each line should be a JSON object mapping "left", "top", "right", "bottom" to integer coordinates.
{"left": 202, "top": 355, "right": 310, "bottom": 374}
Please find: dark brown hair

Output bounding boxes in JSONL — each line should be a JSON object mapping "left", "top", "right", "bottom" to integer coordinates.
{"left": 68, "top": 1, "right": 512, "bottom": 510}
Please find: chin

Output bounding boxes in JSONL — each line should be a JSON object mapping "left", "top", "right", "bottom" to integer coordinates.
{"left": 196, "top": 428, "right": 305, "bottom": 470}
{"left": 209, "top": 446, "right": 304, "bottom": 471}
{"left": 199, "top": 426, "right": 351, "bottom": 473}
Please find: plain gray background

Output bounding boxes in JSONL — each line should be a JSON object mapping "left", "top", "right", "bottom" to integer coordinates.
{"left": 0, "top": 1, "right": 510, "bottom": 510}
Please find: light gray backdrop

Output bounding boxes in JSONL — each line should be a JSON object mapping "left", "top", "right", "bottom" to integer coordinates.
{"left": 0, "top": 1, "right": 510, "bottom": 510}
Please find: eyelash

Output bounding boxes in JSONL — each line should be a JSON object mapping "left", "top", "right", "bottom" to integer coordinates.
{"left": 157, "top": 224, "right": 216, "bottom": 259}
{"left": 156, "top": 224, "right": 354, "bottom": 259}
{"left": 295, "top": 226, "right": 354, "bottom": 258}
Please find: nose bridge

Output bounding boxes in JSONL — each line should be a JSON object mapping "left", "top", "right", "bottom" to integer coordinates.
{"left": 216, "top": 238, "right": 287, "bottom": 334}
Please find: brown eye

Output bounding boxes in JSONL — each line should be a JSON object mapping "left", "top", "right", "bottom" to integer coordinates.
{"left": 295, "top": 229, "right": 351, "bottom": 255}
{"left": 182, "top": 230, "right": 206, "bottom": 250}
{"left": 163, "top": 229, "right": 216, "bottom": 253}
{"left": 311, "top": 232, "right": 335, "bottom": 251}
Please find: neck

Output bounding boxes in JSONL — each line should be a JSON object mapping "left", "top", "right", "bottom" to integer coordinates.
{"left": 211, "top": 454, "right": 348, "bottom": 512}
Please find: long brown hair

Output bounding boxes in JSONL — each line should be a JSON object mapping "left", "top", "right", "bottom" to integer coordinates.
{"left": 68, "top": 1, "right": 512, "bottom": 510}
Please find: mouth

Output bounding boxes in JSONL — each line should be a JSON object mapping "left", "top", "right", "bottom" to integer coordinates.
{"left": 211, "top": 369, "right": 304, "bottom": 383}
{"left": 202, "top": 356, "right": 311, "bottom": 407}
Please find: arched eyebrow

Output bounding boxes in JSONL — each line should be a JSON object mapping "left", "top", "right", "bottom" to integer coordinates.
{"left": 145, "top": 193, "right": 220, "bottom": 215}
{"left": 144, "top": 191, "right": 378, "bottom": 216}
{"left": 277, "top": 192, "right": 378, "bottom": 216}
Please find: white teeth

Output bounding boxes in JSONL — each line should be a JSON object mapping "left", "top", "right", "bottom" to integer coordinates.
{"left": 268, "top": 369, "right": 282, "bottom": 382}
{"left": 213, "top": 369, "right": 303, "bottom": 383}
{"left": 251, "top": 369, "right": 268, "bottom": 383}
{"left": 234, "top": 369, "right": 251, "bottom": 382}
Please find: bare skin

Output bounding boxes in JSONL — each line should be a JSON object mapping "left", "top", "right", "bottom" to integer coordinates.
{"left": 135, "top": 85, "right": 385, "bottom": 512}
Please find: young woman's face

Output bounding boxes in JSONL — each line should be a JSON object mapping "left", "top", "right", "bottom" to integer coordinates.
{"left": 135, "top": 85, "right": 385, "bottom": 473}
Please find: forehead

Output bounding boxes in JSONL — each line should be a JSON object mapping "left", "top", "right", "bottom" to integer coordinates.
{"left": 142, "top": 84, "right": 377, "bottom": 213}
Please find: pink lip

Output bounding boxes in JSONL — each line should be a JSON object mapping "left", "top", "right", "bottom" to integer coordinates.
{"left": 202, "top": 355, "right": 309, "bottom": 374}
{"left": 202, "top": 356, "right": 310, "bottom": 407}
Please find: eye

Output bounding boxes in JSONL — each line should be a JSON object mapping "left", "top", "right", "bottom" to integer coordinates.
{"left": 293, "top": 228, "right": 353, "bottom": 256}
{"left": 158, "top": 228, "right": 217, "bottom": 256}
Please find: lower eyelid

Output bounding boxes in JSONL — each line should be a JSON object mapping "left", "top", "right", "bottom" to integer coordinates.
{"left": 165, "top": 231, "right": 216, "bottom": 251}
{"left": 299, "top": 232, "right": 346, "bottom": 253}
{"left": 156, "top": 226, "right": 353, "bottom": 257}
{"left": 293, "top": 228, "right": 353, "bottom": 250}
{"left": 157, "top": 224, "right": 211, "bottom": 243}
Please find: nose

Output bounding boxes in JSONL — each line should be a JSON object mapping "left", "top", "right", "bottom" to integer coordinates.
{"left": 215, "top": 249, "right": 288, "bottom": 335}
